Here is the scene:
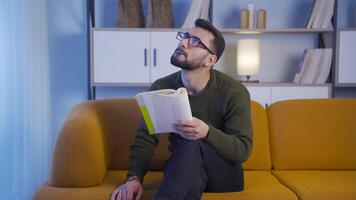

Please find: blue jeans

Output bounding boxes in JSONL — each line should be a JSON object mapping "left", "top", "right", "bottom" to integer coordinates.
{"left": 155, "top": 139, "right": 244, "bottom": 200}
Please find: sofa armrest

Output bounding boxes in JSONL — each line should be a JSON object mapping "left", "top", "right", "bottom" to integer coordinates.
{"left": 49, "top": 102, "right": 111, "bottom": 187}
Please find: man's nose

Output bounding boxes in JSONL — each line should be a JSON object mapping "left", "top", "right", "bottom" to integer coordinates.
{"left": 179, "top": 38, "right": 189, "bottom": 48}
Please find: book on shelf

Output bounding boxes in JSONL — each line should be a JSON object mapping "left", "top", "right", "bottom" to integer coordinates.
{"left": 182, "top": 0, "right": 210, "bottom": 28}
{"left": 315, "top": 49, "right": 332, "bottom": 84}
{"left": 293, "top": 49, "right": 308, "bottom": 83}
{"left": 303, "top": 49, "right": 322, "bottom": 83}
{"left": 146, "top": 0, "right": 174, "bottom": 28}
{"left": 135, "top": 87, "right": 192, "bottom": 134}
{"left": 305, "top": 0, "right": 335, "bottom": 29}
{"left": 305, "top": 0, "right": 321, "bottom": 28}
{"left": 293, "top": 48, "right": 333, "bottom": 84}
{"left": 117, "top": 0, "right": 145, "bottom": 28}
{"left": 321, "top": 0, "right": 335, "bottom": 29}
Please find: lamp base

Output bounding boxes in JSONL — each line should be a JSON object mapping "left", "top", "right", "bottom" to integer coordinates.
{"left": 240, "top": 80, "right": 260, "bottom": 83}
{"left": 240, "top": 75, "right": 259, "bottom": 83}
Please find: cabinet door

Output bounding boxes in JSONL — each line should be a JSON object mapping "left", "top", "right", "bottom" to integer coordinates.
{"left": 246, "top": 86, "right": 271, "bottom": 108}
{"left": 93, "top": 30, "right": 150, "bottom": 84}
{"left": 150, "top": 32, "right": 180, "bottom": 82}
{"left": 337, "top": 30, "right": 356, "bottom": 85}
{"left": 271, "top": 86, "right": 330, "bottom": 103}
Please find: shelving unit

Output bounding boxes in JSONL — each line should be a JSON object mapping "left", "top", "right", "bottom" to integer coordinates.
{"left": 220, "top": 28, "right": 334, "bottom": 34}
{"left": 87, "top": 0, "right": 342, "bottom": 101}
{"left": 92, "top": 27, "right": 333, "bottom": 34}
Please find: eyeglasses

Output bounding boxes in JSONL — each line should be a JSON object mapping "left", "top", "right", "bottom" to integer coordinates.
{"left": 176, "top": 32, "right": 215, "bottom": 55}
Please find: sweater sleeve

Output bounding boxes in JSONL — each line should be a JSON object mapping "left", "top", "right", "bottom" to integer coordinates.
{"left": 127, "top": 83, "right": 160, "bottom": 180}
{"left": 204, "top": 85, "right": 253, "bottom": 163}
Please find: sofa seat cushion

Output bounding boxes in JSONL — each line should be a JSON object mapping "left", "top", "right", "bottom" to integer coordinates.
{"left": 272, "top": 170, "right": 356, "bottom": 200}
{"left": 34, "top": 170, "right": 297, "bottom": 200}
{"left": 202, "top": 171, "right": 297, "bottom": 200}
{"left": 33, "top": 170, "right": 162, "bottom": 200}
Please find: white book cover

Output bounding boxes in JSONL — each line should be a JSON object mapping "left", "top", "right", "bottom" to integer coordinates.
{"left": 182, "top": 0, "right": 201, "bottom": 28}
{"left": 135, "top": 87, "right": 192, "bottom": 134}
{"left": 312, "top": 0, "right": 327, "bottom": 28}
{"left": 313, "top": 49, "right": 326, "bottom": 83}
{"left": 316, "top": 48, "right": 332, "bottom": 84}
{"left": 298, "top": 49, "right": 313, "bottom": 83}
{"left": 200, "top": 0, "right": 210, "bottom": 20}
{"left": 293, "top": 49, "right": 308, "bottom": 83}
{"left": 307, "top": 0, "right": 321, "bottom": 28}
{"left": 302, "top": 49, "right": 322, "bottom": 84}
{"left": 321, "top": 0, "right": 335, "bottom": 29}
{"left": 182, "top": 0, "right": 210, "bottom": 29}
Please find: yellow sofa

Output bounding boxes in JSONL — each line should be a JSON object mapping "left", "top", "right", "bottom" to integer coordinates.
{"left": 268, "top": 99, "right": 356, "bottom": 200}
{"left": 33, "top": 99, "right": 356, "bottom": 200}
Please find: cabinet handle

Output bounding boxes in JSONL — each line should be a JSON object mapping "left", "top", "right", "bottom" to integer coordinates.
{"left": 144, "top": 48, "right": 147, "bottom": 66}
{"left": 153, "top": 48, "right": 157, "bottom": 67}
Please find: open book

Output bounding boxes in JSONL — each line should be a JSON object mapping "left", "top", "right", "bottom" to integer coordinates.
{"left": 135, "top": 87, "right": 193, "bottom": 134}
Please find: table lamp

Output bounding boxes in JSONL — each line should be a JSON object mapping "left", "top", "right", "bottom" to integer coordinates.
{"left": 237, "top": 39, "right": 260, "bottom": 82}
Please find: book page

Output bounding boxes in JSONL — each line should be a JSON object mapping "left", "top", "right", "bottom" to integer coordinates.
{"left": 171, "top": 88, "right": 193, "bottom": 122}
{"left": 152, "top": 87, "right": 192, "bottom": 133}
{"left": 135, "top": 87, "right": 193, "bottom": 134}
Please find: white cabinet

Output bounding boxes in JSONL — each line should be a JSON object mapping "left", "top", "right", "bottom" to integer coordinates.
{"left": 246, "top": 86, "right": 271, "bottom": 108}
{"left": 90, "top": 29, "right": 334, "bottom": 100}
{"left": 271, "top": 86, "right": 330, "bottom": 103}
{"left": 92, "top": 30, "right": 179, "bottom": 85}
{"left": 246, "top": 84, "right": 331, "bottom": 108}
{"left": 336, "top": 29, "right": 356, "bottom": 86}
{"left": 93, "top": 31, "right": 150, "bottom": 84}
{"left": 150, "top": 32, "right": 180, "bottom": 82}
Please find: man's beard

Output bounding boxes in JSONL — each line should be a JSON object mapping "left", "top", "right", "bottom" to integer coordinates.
{"left": 170, "top": 48, "right": 202, "bottom": 70}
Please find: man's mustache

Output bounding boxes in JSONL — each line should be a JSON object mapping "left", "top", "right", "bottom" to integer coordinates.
{"left": 174, "top": 47, "right": 187, "bottom": 57}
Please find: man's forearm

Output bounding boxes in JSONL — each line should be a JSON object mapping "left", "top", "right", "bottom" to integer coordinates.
{"left": 204, "top": 125, "right": 252, "bottom": 162}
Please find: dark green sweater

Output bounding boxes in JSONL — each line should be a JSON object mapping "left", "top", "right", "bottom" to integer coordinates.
{"left": 128, "top": 69, "right": 253, "bottom": 179}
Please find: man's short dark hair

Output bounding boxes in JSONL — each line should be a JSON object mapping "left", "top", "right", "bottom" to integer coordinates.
{"left": 195, "top": 19, "right": 225, "bottom": 61}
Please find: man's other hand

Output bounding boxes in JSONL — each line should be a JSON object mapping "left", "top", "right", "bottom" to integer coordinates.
{"left": 110, "top": 180, "right": 143, "bottom": 200}
{"left": 174, "top": 117, "right": 209, "bottom": 140}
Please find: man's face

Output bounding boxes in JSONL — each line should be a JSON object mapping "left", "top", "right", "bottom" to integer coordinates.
{"left": 170, "top": 27, "right": 215, "bottom": 70}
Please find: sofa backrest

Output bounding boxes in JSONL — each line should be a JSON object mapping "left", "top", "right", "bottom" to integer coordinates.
{"left": 243, "top": 101, "right": 271, "bottom": 170}
{"left": 267, "top": 99, "right": 356, "bottom": 170}
{"left": 99, "top": 99, "right": 168, "bottom": 170}
{"left": 103, "top": 99, "right": 271, "bottom": 171}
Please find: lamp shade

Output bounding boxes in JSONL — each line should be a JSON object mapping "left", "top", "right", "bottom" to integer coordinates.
{"left": 237, "top": 39, "right": 260, "bottom": 76}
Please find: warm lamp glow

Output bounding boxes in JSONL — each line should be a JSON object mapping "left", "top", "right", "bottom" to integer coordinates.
{"left": 237, "top": 39, "right": 260, "bottom": 81}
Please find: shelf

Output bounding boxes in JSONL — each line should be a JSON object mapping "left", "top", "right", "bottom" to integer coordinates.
{"left": 92, "top": 82, "right": 151, "bottom": 87}
{"left": 92, "top": 27, "right": 334, "bottom": 34}
{"left": 338, "top": 27, "right": 356, "bottom": 31}
{"left": 92, "top": 27, "right": 182, "bottom": 32}
{"left": 243, "top": 82, "right": 332, "bottom": 87}
{"left": 220, "top": 28, "right": 334, "bottom": 34}
{"left": 92, "top": 82, "right": 331, "bottom": 88}
{"left": 334, "top": 84, "right": 356, "bottom": 87}
{"left": 88, "top": 0, "right": 341, "bottom": 99}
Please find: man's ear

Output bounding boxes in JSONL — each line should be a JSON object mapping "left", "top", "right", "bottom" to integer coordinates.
{"left": 203, "top": 54, "right": 217, "bottom": 69}
{"left": 210, "top": 55, "right": 218, "bottom": 65}
{"left": 208, "top": 54, "right": 217, "bottom": 66}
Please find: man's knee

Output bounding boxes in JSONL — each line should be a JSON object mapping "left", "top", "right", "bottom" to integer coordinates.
{"left": 174, "top": 139, "right": 204, "bottom": 158}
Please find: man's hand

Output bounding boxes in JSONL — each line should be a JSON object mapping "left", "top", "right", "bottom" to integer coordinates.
{"left": 174, "top": 117, "right": 209, "bottom": 140}
{"left": 110, "top": 180, "right": 143, "bottom": 200}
